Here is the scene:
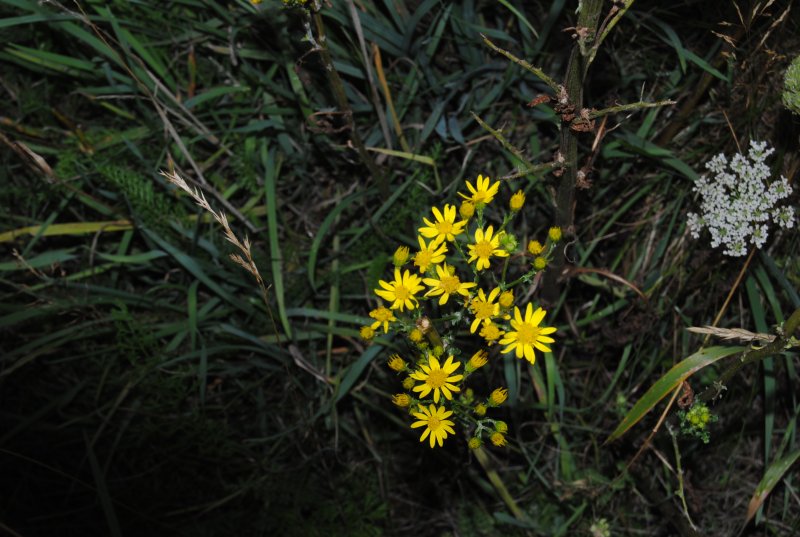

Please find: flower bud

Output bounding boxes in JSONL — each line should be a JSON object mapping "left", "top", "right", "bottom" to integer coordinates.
{"left": 360, "top": 326, "right": 375, "bottom": 341}
{"left": 468, "top": 437, "right": 482, "bottom": 450}
{"left": 533, "top": 256, "right": 547, "bottom": 270}
{"left": 474, "top": 403, "right": 487, "bottom": 417}
{"left": 459, "top": 201, "right": 475, "bottom": 219}
{"left": 402, "top": 376, "right": 415, "bottom": 390}
{"left": 527, "top": 239, "right": 544, "bottom": 256}
{"left": 392, "top": 393, "right": 411, "bottom": 407}
{"left": 499, "top": 290, "right": 514, "bottom": 309}
{"left": 490, "top": 387, "right": 508, "bottom": 406}
{"left": 494, "top": 420, "right": 508, "bottom": 434}
{"left": 490, "top": 432, "right": 507, "bottom": 447}
{"left": 500, "top": 233, "right": 518, "bottom": 253}
{"left": 392, "top": 246, "right": 410, "bottom": 266}
{"left": 467, "top": 349, "right": 488, "bottom": 371}
{"left": 509, "top": 190, "right": 525, "bottom": 212}
{"left": 387, "top": 354, "right": 406, "bottom": 372}
{"left": 548, "top": 226, "right": 562, "bottom": 242}
{"left": 408, "top": 328, "right": 423, "bottom": 343}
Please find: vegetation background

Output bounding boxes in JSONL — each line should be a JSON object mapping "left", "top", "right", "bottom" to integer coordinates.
{"left": 1, "top": 0, "right": 798, "bottom": 535}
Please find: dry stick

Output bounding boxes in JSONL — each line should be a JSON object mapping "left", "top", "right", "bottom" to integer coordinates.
{"left": 308, "top": 7, "right": 388, "bottom": 197}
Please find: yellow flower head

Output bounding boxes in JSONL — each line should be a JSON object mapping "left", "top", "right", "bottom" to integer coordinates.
{"left": 402, "top": 376, "right": 416, "bottom": 390}
{"left": 387, "top": 354, "right": 407, "bottom": 372}
{"left": 413, "top": 236, "right": 447, "bottom": 273}
{"left": 469, "top": 287, "right": 501, "bottom": 333}
{"left": 360, "top": 326, "right": 375, "bottom": 341}
{"left": 467, "top": 226, "right": 509, "bottom": 271}
{"left": 490, "top": 432, "right": 507, "bottom": 447}
{"left": 479, "top": 322, "right": 505, "bottom": 345}
{"left": 408, "top": 328, "right": 423, "bottom": 343}
{"left": 410, "top": 404, "right": 456, "bottom": 448}
{"left": 490, "top": 387, "right": 508, "bottom": 406}
{"left": 533, "top": 256, "right": 547, "bottom": 270}
{"left": 499, "top": 290, "right": 514, "bottom": 309}
{"left": 474, "top": 403, "right": 487, "bottom": 417}
{"left": 392, "top": 246, "right": 410, "bottom": 266}
{"left": 467, "top": 349, "right": 489, "bottom": 371}
{"left": 527, "top": 239, "right": 544, "bottom": 256}
{"left": 418, "top": 204, "right": 466, "bottom": 245}
{"left": 459, "top": 200, "right": 475, "bottom": 219}
{"left": 548, "top": 226, "right": 562, "bottom": 242}
{"left": 459, "top": 174, "right": 500, "bottom": 206}
{"left": 499, "top": 304, "right": 557, "bottom": 364}
{"left": 423, "top": 263, "right": 477, "bottom": 305}
{"left": 375, "top": 268, "right": 424, "bottom": 311}
{"left": 369, "top": 306, "right": 396, "bottom": 333}
{"left": 510, "top": 190, "right": 525, "bottom": 211}
{"left": 468, "top": 437, "right": 482, "bottom": 449}
{"left": 494, "top": 420, "right": 509, "bottom": 434}
{"left": 392, "top": 393, "right": 411, "bottom": 407}
{"left": 410, "top": 355, "right": 463, "bottom": 403}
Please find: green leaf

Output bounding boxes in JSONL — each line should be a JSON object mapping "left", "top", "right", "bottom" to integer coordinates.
{"left": 744, "top": 449, "right": 800, "bottom": 527}
{"left": 606, "top": 345, "right": 743, "bottom": 444}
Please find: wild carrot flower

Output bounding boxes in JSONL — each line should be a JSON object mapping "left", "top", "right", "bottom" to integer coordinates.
{"left": 467, "top": 225, "right": 509, "bottom": 270}
{"left": 423, "top": 263, "right": 477, "bottom": 305}
{"left": 411, "top": 355, "right": 463, "bottom": 403}
{"left": 369, "top": 306, "right": 396, "bottom": 333}
{"left": 375, "top": 268, "right": 424, "bottom": 311}
{"left": 469, "top": 288, "right": 501, "bottom": 333}
{"left": 418, "top": 204, "right": 466, "bottom": 245}
{"left": 500, "top": 304, "right": 556, "bottom": 364}
{"left": 459, "top": 174, "right": 500, "bottom": 206}
{"left": 411, "top": 404, "right": 456, "bottom": 448}
{"left": 413, "top": 236, "right": 447, "bottom": 273}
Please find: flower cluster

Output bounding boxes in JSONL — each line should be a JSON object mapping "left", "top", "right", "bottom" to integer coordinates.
{"left": 687, "top": 141, "right": 795, "bottom": 257}
{"left": 363, "top": 174, "right": 559, "bottom": 448}
{"left": 678, "top": 402, "right": 718, "bottom": 444}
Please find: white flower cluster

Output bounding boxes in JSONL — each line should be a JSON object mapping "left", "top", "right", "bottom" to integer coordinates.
{"left": 687, "top": 141, "right": 795, "bottom": 257}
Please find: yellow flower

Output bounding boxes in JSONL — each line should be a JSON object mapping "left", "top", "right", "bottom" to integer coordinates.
{"left": 474, "top": 403, "right": 487, "bottom": 417}
{"left": 423, "top": 263, "right": 477, "bottom": 305}
{"left": 369, "top": 306, "right": 396, "bottom": 333}
{"left": 467, "top": 226, "right": 509, "bottom": 271}
{"left": 409, "top": 328, "right": 423, "bottom": 343}
{"left": 402, "top": 376, "right": 415, "bottom": 390}
{"left": 410, "top": 355, "right": 463, "bottom": 403}
{"left": 418, "top": 204, "right": 466, "bottom": 245}
{"left": 459, "top": 174, "right": 500, "bottom": 206}
{"left": 499, "top": 290, "right": 514, "bottom": 309}
{"left": 360, "top": 326, "right": 375, "bottom": 340}
{"left": 393, "top": 246, "right": 410, "bottom": 266}
{"left": 490, "top": 387, "right": 508, "bottom": 406}
{"left": 490, "top": 432, "right": 507, "bottom": 447}
{"left": 499, "top": 304, "right": 557, "bottom": 364}
{"left": 412, "top": 236, "right": 447, "bottom": 273}
{"left": 392, "top": 393, "right": 411, "bottom": 407}
{"left": 375, "top": 268, "right": 424, "bottom": 311}
{"left": 479, "top": 322, "right": 504, "bottom": 345}
{"left": 467, "top": 349, "right": 488, "bottom": 371}
{"left": 459, "top": 200, "right": 475, "bottom": 219}
{"left": 548, "top": 226, "right": 562, "bottom": 242}
{"left": 410, "top": 404, "right": 456, "bottom": 448}
{"left": 509, "top": 190, "right": 525, "bottom": 211}
{"left": 468, "top": 437, "right": 482, "bottom": 449}
{"left": 494, "top": 421, "right": 508, "bottom": 433}
{"left": 469, "top": 288, "right": 501, "bottom": 333}
{"left": 533, "top": 256, "right": 547, "bottom": 270}
{"left": 527, "top": 239, "right": 544, "bottom": 256}
{"left": 387, "top": 354, "right": 406, "bottom": 372}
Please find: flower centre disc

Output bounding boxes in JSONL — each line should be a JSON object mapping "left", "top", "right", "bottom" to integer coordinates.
{"left": 473, "top": 301, "right": 494, "bottom": 319}
{"left": 436, "top": 221, "right": 453, "bottom": 234}
{"left": 516, "top": 323, "right": 540, "bottom": 345}
{"left": 427, "top": 416, "right": 441, "bottom": 431}
{"left": 426, "top": 369, "right": 447, "bottom": 388}
{"left": 394, "top": 285, "right": 410, "bottom": 301}
{"left": 474, "top": 241, "right": 494, "bottom": 258}
{"left": 440, "top": 275, "right": 460, "bottom": 293}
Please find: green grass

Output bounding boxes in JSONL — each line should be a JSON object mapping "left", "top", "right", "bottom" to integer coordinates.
{"left": 1, "top": 0, "right": 799, "bottom": 536}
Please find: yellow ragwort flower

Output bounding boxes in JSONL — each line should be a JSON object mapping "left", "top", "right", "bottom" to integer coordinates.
{"left": 468, "top": 437, "right": 482, "bottom": 449}
{"left": 369, "top": 306, "right": 396, "bottom": 333}
{"left": 459, "top": 200, "right": 475, "bottom": 219}
{"left": 410, "top": 355, "right": 463, "bottom": 403}
{"left": 393, "top": 246, "right": 410, "bottom": 266}
{"left": 499, "top": 304, "right": 557, "bottom": 364}
{"left": 423, "top": 263, "right": 477, "bottom": 305}
{"left": 418, "top": 204, "right": 466, "bottom": 245}
{"left": 527, "top": 239, "right": 544, "bottom": 256}
{"left": 402, "top": 376, "right": 415, "bottom": 390}
{"left": 392, "top": 393, "right": 411, "bottom": 407}
{"left": 509, "top": 190, "right": 526, "bottom": 211}
{"left": 469, "top": 288, "right": 501, "bottom": 333}
{"left": 411, "top": 404, "right": 456, "bottom": 448}
{"left": 467, "top": 349, "right": 488, "bottom": 371}
{"left": 490, "top": 387, "right": 508, "bottom": 406}
{"left": 375, "top": 268, "right": 424, "bottom": 311}
{"left": 490, "top": 432, "right": 507, "bottom": 447}
{"left": 474, "top": 403, "right": 487, "bottom": 417}
{"left": 499, "top": 290, "right": 514, "bottom": 309}
{"left": 360, "top": 326, "right": 375, "bottom": 341}
{"left": 479, "top": 322, "right": 505, "bottom": 345}
{"left": 533, "top": 256, "right": 547, "bottom": 270}
{"left": 548, "top": 226, "right": 562, "bottom": 242}
{"left": 459, "top": 174, "right": 500, "bottom": 206}
{"left": 413, "top": 236, "right": 447, "bottom": 273}
{"left": 387, "top": 354, "right": 407, "bottom": 372}
{"left": 467, "top": 226, "right": 509, "bottom": 271}
{"left": 409, "top": 328, "right": 423, "bottom": 343}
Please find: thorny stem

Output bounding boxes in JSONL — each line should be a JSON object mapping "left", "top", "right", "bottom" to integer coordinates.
{"left": 471, "top": 111, "right": 537, "bottom": 173}
{"left": 586, "top": 99, "right": 676, "bottom": 119}
{"left": 696, "top": 306, "right": 800, "bottom": 404}
{"left": 308, "top": 7, "right": 388, "bottom": 196}
{"left": 480, "top": 34, "right": 560, "bottom": 94}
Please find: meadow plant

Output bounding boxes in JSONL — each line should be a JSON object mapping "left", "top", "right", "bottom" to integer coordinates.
{"left": 687, "top": 141, "right": 795, "bottom": 257}
{"left": 364, "top": 176, "right": 559, "bottom": 448}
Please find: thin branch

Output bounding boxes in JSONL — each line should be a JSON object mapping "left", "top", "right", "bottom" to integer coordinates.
{"left": 480, "top": 34, "right": 561, "bottom": 94}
